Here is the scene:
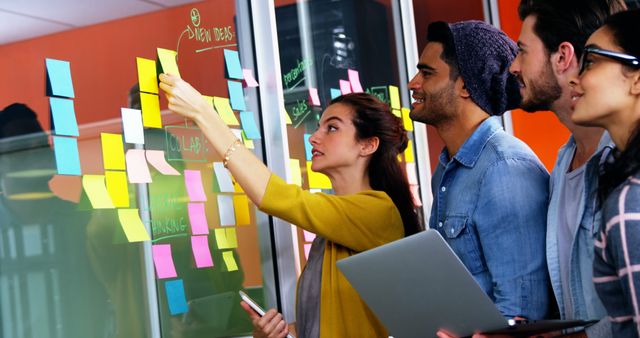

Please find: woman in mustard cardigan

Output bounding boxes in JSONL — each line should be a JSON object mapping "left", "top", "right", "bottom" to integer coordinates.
{"left": 159, "top": 74, "right": 421, "bottom": 338}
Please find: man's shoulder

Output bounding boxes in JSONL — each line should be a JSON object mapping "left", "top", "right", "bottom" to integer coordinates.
{"left": 478, "top": 131, "right": 544, "bottom": 167}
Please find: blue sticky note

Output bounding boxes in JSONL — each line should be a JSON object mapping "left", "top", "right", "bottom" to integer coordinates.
{"left": 50, "top": 97, "right": 79, "bottom": 136}
{"left": 304, "top": 134, "right": 312, "bottom": 161}
{"left": 330, "top": 88, "right": 341, "bottom": 100}
{"left": 46, "top": 58, "right": 75, "bottom": 98}
{"left": 165, "top": 279, "right": 188, "bottom": 315}
{"left": 239, "top": 111, "right": 261, "bottom": 139}
{"left": 227, "top": 80, "right": 246, "bottom": 111}
{"left": 223, "top": 49, "right": 243, "bottom": 80}
{"left": 52, "top": 136, "right": 81, "bottom": 175}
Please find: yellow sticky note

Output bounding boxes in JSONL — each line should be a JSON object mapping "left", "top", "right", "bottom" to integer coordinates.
{"left": 392, "top": 108, "right": 401, "bottom": 118}
{"left": 289, "top": 159, "right": 302, "bottom": 186}
{"left": 157, "top": 48, "right": 181, "bottom": 78}
{"left": 241, "top": 131, "right": 255, "bottom": 149}
{"left": 404, "top": 140, "right": 415, "bottom": 163}
{"left": 136, "top": 57, "right": 158, "bottom": 94}
{"left": 141, "top": 93, "right": 162, "bottom": 128}
{"left": 105, "top": 170, "right": 129, "bottom": 207}
{"left": 284, "top": 109, "right": 292, "bottom": 125}
{"left": 101, "top": 133, "right": 126, "bottom": 170}
{"left": 389, "top": 85, "right": 401, "bottom": 110}
{"left": 306, "top": 161, "right": 332, "bottom": 189}
{"left": 117, "top": 208, "right": 151, "bottom": 242}
{"left": 401, "top": 107, "right": 413, "bottom": 131}
{"left": 233, "top": 180, "right": 245, "bottom": 193}
{"left": 83, "top": 175, "right": 115, "bottom": 209}
{"left": 213, "top": 97, "right": 240, "bottom": 126}
{"left": 215, "top": 228, "right": 238, "bottom": 249}
{"left": 233, "top": 195, "right": 251, "bottom": 225}
{"left": 222, "top": 251, "right": 238, "bottom": 271}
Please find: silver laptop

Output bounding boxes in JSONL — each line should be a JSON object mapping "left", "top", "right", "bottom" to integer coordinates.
{"left": 336, "top": 229, "right": 595, "bottom": 338}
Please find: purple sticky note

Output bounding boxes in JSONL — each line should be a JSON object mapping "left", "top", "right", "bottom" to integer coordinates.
{"left": 348, "top": 69, "right": 364, "bottom": 93}
{"left": 152, "top": 244, "right": 177, "bottom": 279}
{"left": 308, "top": 87, "right": 321, "bottom": 106}
{"left": 188, "top": 202, "right": 209, "bottom": 235}
{"left": 184, "top": 170, "right": 207, "bottom": 202}
{"left": 191, "top": 235, "right": 214, "bottom": 268}
{"left": 339, "top": 80, "right": 352, "bottom": 95}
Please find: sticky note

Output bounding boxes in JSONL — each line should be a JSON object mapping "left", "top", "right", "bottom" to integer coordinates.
{"left": 152, "top": 244, "right": 177, "bottom": 279}
{"left": 50, "top": 97, "right": 79, "bottom": 136}
{"left": 404, "top": 140, "right": 415, "bottom": 163}
{"left": 137, "top": 57, "right": 159, "bottom": 94}
{"left": 191, "top": 235, "right": 214, "bottom": 268}
{"left": 217, "top": 195, "right": 236, "bottom": 226}
{"left": 348, "top": 69, "right": 364, "bottom": 93}
{"left": 52, "top": 136, "right": 81, "bottom": 175}
{"left": 233, "top": 195, "right": 250, "bottom": 225}
{"left": 157, "top": 48, "right": 180, "bottom": 78}
{"left": 117, "top": 208, "right": 151, "bottom": 242}
{"left": 188, "top": 202, "right": 209, "bottom": 235}
{"left": 121, "top": 108, "right": 145, "bottom": 144}
{"left": 223, "top": 49, "right": 243, "bottom": 80}
{"left": 141, "top": 93, "right": 162, "bottom": 128}
{"left": 304, "top": 134, "right": 313, "bottom": 161}
{"left": 125, "top": 149, "right": 152, "bottom": 183}
{"left": 392, "top": 108, "right": 401, "bottom": 118}
{"left": 289, "top": 159, "right": 302, "bottom": 186}
{"left": 215, "top": 228, "right": 238, "bottom": 249}
{"left": 410, "top": 185, "right": 422, "bottom": 207}
{"left": 213, "top": 97, "right": 240, "bottom": 126}
{"left": 213, "top": 162, "right": 234, "bottom": 193}
{"left": 184, "top": 170, "right": 207, "bottom": 202}
{"left": 401, "top": 107, "right": 413, "bottom": 131}
{"left": 239, "top": 111, "right": 261, "bottom": 139}
{"left": 303, "top": 230, "right": 316, "bottom": 242}
{"left": 105, "top": 170, "right": 130, "bottom": 208}
{"left": 389, "top": 85, "right": 401, "bottom": 109}
{"left": 228, "top": 80, "right": 246, "bottom": 111}
{"left": 101, "top": 133, "right": 126, "bottom": 170}
{"left": 339, "top": 80, "right": 352, "bottom": 95}
{"left": 242, "top": 68, "right": 259, "bottom": 87}
{"left": 284, "top": 109, "right": 292, "bottom": 125}
{"left": 241, "top": 130, "right": 255, "bottom": 149}
{"left": 222, "top": 251, "right": 238, "bottom": 271}
{"left": 330, "top": 88, "right": 341, "bottom": 100}
{"left": 82, "top": 175, "right": 115, "bottom": 209}
{"left": 306, "top": 161, "right": 332, "bottom": 189}
{"left": 304, "top": 243, "right": 312, "bottom": 259}
{"left": 146, "top": 150, "right": 180, "bottom": 175}
{"left": 406, "top": 162, "right": 418, "bottom": 185}
{"left": 309, "top": 87, "right": 321, "bottom": 106}
{"left": 45, "top": 58, "right": 74, "bottom": 98}
{"left": 164, "top": 279, "right": 188, "bottom": 315}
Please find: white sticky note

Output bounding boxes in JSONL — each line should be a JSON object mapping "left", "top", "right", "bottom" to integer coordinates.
{"left": 217, "top": 195, "right": 236, "bottom": 226}
{"left": 121, "top": 108, "right": 145, "bottom": 144}
{"left": 125, "top": 149, "right": 152, "bottom": 183}
{"left": 213, "top": 162, "right": 235, "bottom": 192}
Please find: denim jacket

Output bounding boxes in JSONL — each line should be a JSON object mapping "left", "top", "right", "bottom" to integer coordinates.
{"left": 429, "top": 117, "right": 550, "bottom": 319}
{"left": 546, "top": 133, "right": 613, "bottom": 337}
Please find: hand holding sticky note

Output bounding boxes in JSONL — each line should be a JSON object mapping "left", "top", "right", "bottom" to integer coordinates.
{"left": 157, "top": 48, "right": 180, "bottom": 78}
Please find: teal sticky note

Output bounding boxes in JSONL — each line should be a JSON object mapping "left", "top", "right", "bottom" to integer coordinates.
{"left": 330, "top": 88, "right": 341, "bottom": 100}
{"left": 50, "top": 97, "right": 79, "bottom": 136}
{"left": 223, "top": 49, "right": 243, "bottom": 80}
{"left": 227, "top": 80, "right": 246, "bottom": 111}
{"left": 46, "top": 58, "right": 75, "bottom": 98}
{"left": 165, "top": 279, "right": 188, "bottom": 315}
{"left": 239, "top": 111, "right": 261, "bottom": 139}
{"left": 53, "top": 136, "right": 81, "bottom": 175}
{"left": 304, "top": 134, "right": 312, "bottom": 161}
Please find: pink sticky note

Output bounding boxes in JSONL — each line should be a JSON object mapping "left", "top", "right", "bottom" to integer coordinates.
{"left": 146, "top": 150, "right": 180, "bottom": 175}
{"left": 410, "top": 185, "right": 423, "bottom": 207}
{"left": 308, "top": 87, "right": 321, "bottom": 106}
{"left": 152, "top": 244, "right": 177, "bottom": 279}
{"left": 348, "top": 69, "right": 363, "bottom": 93}
{"left": 304, "top": 243, "right": 312, "bottom": 259}
{"left": 125, "top": 149, "right": 152, "bottom": 183}
{"left": 303, "top": 230, "right": 316, "bottom": 242}
{"left": 188, "top": 203, "right": 209, "bottom": 235}
{"left": 184, "top": 170, "right": 207, "bottom": 202}
{"left": 406, "top": 162, "right": 418, "bottom": 185}
{"left": 191, "top": 235, "right": 214, "bottom": 268}
{"left": 242, "top": 69, "right": 259, "bottom": 87}
{"left": 339, "top": 80, "right": 352, "bottom": 95}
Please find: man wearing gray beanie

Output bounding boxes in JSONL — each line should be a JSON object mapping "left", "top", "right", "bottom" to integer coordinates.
{"left": 409, "top": 20, "right": 550, "bottom": 322}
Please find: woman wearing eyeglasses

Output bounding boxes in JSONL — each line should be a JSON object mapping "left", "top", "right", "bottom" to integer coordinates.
{"left": 570, "top": 9, "right": 640, "bottom": 338}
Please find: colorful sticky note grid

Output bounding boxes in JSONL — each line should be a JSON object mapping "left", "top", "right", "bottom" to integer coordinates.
{"left": 52, "top": 136, "right": 81, "bottom": 175}
{"left": 164, "top": 279, "right": 188, "bottom": 315}
{"left": 401, "top": 107, "right": 413, "bottom": 131}
{"left": 213, "top": 97, "right": 240, "bottom": 126}
{"left": 222, "top": 251, "right": 238, "bottom": 271}
{"left": 121, "top": 108, "right": 145, "bottom": 144}
{"left": 348, "top": 69, "right": 364, "bottom": 93}
{"left": 308, "top": 87, "right": 321, "bottom": 106}
{"left": 188, "top": 202, "right": 209, "bottom": 235}
{"left": 242, "top": 68, "right": 259, "bottom": 87}
{"left": 137, "top": 57, "right": 159, "bottom": 94}
{"left": 239, "top": 111, "right": 261, "bottom": 139}
{"left": 303, "top": 230, "right": 316, "bottom": 242}
{"left": 152, "top": 244, "right": 178, "bottom": 279}
{"left": 304, "top": 134, "right": 313, "bottom": 161}
{"left": 45, "top": 58, "right": 74, "bottom": 98}
{"left": 339, "top": 80, "right": 352, "bottom": 95}
{"left": 215, "top": 228, "right": 238, "bottom": 249}
{"left": 213, "top": 162, "right": 234, "bottom": 193}
{"left": 330, "top": 88, "right": 341, "bottom": 100}
{"left": 223, "top": 49, "right": 243, "bottom": 80}
{"left": 389, "top": 85, "right": 401, "bottom": 110}
{"left": 191, "top": 236, "right": 214, "bottom": 268}
{"left": 184, "top": 170, "right": 207, "bottom": 202}
{"left": 228, "top": 80, "right": 246, "bottom": 111}
{"left": 105, "top": 170, "right": 130, "bottom": 208}
{"left": 217, "top": 195, "right": 236, "bottom": 226}
{"left": 146, "top": 150, "right": 180, "bottom": 175}
{"left": 50, "top": 97, "right": 79, "bottom": 136}
{"left": 140, "top": 93, "right": 162, "bottom": 128}
{"left": 101, "top": 133, "right": 126, "bottom": 170}
{"left": 406, "top": 162, "right": 418, "bottom": 185}
{"left": 82, "top": 175, "right": 115, "bottom": 209}
{"left": 404, "top": 140, "right": 415, "bottom": 163}
{"left": 306, "top": 161, "right": 332, "bottom": 189}
{"left": 233, "top": 195, "right": 251, "bottom": 225}
{"left": 117, "top": 208, "right": 151, "bottom": 242}
{"left": 157, "top": 48, "right": 181, "bottom": 78}
{"left": 288, "top": 159, "right": 302, "bottom": 186}
{"left": 125, "top": 149, "right": 152, "bottom": 183}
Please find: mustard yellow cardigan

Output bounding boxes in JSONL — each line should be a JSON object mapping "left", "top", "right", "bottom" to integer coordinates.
{"left": 259, "top": 174, "right": 404, "bottom": 338}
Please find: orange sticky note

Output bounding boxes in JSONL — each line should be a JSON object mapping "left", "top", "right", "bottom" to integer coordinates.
{"left": 233, "top": 195, "right": 251, "bottom": 225}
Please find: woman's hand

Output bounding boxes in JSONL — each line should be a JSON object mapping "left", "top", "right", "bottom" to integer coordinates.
{"left": 158, "top": 73, "right": 210, "bottom": 124}
{"left": 240, "top": 301, "right": 290, "bottom": 338}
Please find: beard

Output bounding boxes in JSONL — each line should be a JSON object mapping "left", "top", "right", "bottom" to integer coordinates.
{"left": 519, "top": 63, "right": 562, "bottom": 112}
{"left": 410, "top": 82, "right": 458, "bottom": 126}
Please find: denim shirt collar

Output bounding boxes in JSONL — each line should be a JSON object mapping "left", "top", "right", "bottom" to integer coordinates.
{"left": 439, "top": 117, "right": 502, "bottom": 168}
